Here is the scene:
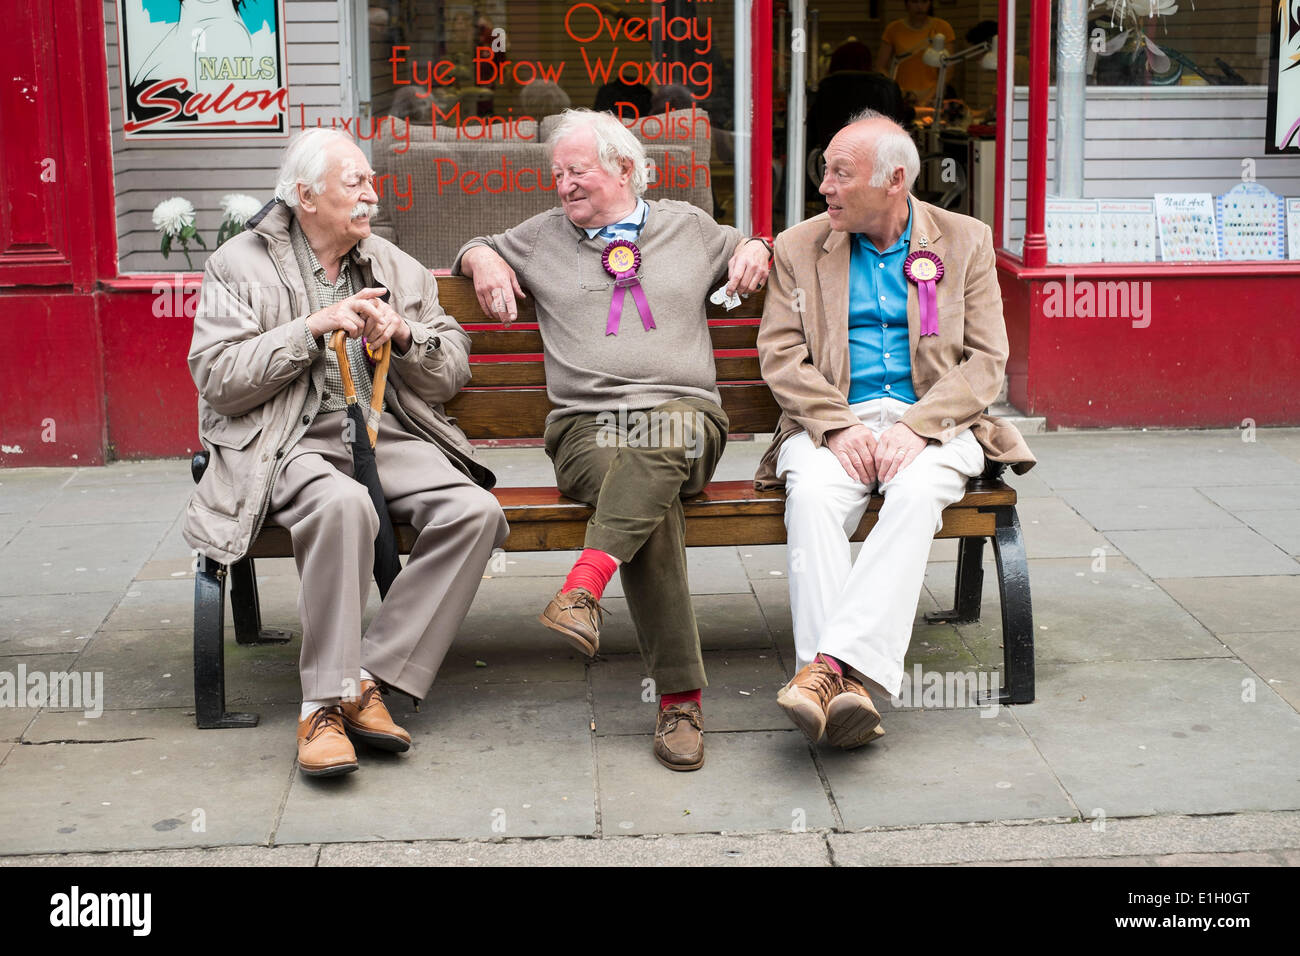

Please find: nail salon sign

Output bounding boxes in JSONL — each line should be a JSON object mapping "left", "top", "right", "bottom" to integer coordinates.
{"left": 116, "top": 0, "right": 289, "bottom": 139}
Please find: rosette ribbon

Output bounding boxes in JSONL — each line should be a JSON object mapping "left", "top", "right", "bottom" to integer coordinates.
{"left": 903, "top": 250, "right": 944, "bottom": 337}
{"left": 602, "top": 239, "right": 655, "bottom": 336}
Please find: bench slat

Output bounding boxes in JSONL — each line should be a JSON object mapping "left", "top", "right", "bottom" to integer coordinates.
{"left": 246, "top": 481, "right": 1017, "bottom": 558}
{"left": 440, "top": 280, "right": 764, "bottom": 327}
{"left": 469, "top": 355, "right": 763, "bottom": 387}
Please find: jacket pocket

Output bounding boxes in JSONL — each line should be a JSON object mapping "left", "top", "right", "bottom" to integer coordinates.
{"left": 203, "top": 415, "right": 263, "bottom": 450}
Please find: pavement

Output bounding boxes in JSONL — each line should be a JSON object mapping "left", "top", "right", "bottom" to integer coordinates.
{"left": 1, "top": 428, "right": 1299, "bottom": 866}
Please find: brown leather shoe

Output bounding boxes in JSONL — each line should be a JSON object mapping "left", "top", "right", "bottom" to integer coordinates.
{"left": 654, "top": 701, "right": 704, "bottom": 771}
{"left": 776, "top": 658, "right": 843, "bottom": 743}
{"left": 825, "top": 673, "right": 882, "bottom": 749}
{"left": 340, "top": 679, "right": 411, "bottom": 753}
{"left": 538, "top": 587, "right": 606, "bottom": 657}
{"left": 297, "top": 705, "right": 358, "bottom": 777}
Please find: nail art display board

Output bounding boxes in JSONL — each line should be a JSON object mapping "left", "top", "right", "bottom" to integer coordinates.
{"left": 1215, "top": 182, "right": 1285, "bottom": 261}
{"left": 1154, "top": 193, "right": 1219, "bottom": 262}
{"left": 1098, "top": 199, "right": 1158, "bottom": 263}
{"left": 1045, "top": 198, "right": 1099, "bottom": 264}
{"left": 1286, "top": 198, "right": 1300, "bottom": 260}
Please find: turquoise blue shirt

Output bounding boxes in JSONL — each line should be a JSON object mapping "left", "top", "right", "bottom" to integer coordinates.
{"left": 847, "top": 199, "right": 917, "bottom": 404}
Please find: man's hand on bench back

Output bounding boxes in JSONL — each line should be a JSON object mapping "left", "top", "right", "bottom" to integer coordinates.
{"left": 460, "top": 246, "right": 528, "bottom": 326}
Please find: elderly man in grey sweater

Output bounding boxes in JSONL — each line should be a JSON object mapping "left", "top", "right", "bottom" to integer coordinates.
{"left": 454, "top": 109, "right": 770, "bottom": 771}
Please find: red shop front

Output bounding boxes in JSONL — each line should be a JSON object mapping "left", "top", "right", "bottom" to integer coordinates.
{"left": 3, "top": 0, "right": 1297, "bottom": 468}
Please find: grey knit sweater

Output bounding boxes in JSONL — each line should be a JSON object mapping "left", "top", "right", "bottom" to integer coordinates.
{"left": 453, "top": 199, "right": 742, "bottom": 425}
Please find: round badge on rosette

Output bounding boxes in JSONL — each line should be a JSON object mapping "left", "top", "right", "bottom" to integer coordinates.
{"left": 903, "top": 250, "right": 944, "bottom": 336}
{"left": 601, "top": 239, "right": 656, "bottom": 336}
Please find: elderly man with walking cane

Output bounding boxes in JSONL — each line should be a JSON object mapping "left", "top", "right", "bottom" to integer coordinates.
{"left": 184, "top": 128, "right": 507, "bottom": 778}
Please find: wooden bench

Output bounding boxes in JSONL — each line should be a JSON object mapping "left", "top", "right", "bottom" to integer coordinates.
{"left": 191, "top": 277, "right": 1033, "bottom": 728}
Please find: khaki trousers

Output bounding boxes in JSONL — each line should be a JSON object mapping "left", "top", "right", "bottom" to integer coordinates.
{"left": 544, "top": 398, "right": 728, "bottom": 694}
{"left": 268, "top": 410, "right": 509, "bottom": 700}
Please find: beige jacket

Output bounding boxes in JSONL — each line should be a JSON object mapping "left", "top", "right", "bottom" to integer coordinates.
{"left": 755, "top": 199, "right": 1035, "bottom": 489}
{"left": 183, "top": 201, "right": 493, "bottom": 565}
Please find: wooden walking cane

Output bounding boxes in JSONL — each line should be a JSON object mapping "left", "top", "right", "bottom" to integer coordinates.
{"left": 331, "top": 331, "right": 403, "bottom": 599}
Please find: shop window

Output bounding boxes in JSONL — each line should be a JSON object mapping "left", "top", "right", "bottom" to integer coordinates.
{"left": 1004, "top": 0, "right": 1300, "bottom": 263}
{"left": 104, "top": 0, "right": 738, "bottom": 273}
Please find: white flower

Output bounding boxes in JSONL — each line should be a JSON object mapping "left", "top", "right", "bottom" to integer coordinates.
{"left": 219, "top": 193, "right": 262, "bottom": 226}
{"left": 151, "top": 197, "right": 195, "bottom": 237}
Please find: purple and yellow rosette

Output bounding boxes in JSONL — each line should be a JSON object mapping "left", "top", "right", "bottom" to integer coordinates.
{"left": 601, "top": 239, "right": 655, "bottom": 336}
{"left": 903, "top": 250, "right": 944, "bottom": 337}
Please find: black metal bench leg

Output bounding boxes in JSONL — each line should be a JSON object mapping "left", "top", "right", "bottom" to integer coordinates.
{"left": 230, "top": 557, "right": 293, "bottom": 646}
{"left": 987, "top": 507, "right": 1035, "bottom": 705}
{"left": 193, "top": 557, "right": 259, "bottom": 729}
{"left": 925, "top": 535, "right": 986, "bottom": 624}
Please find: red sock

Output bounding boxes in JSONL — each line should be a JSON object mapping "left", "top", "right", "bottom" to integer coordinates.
{"left": 660, "top": 689, "right": 702, "bottom": 710}
{"left": 817, "top": 653, "right": 843, "bottom": 675}
{"left": 563, "top": 548, "right": 618, "bottom": 601}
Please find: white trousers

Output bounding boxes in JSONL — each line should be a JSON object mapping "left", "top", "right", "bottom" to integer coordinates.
{"left": 777, "top": 397, "right": 986, "bottom": 697}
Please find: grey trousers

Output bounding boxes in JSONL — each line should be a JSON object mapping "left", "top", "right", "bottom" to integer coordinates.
{"left": 267, "top": 410, "right": 508, "bottom": 700}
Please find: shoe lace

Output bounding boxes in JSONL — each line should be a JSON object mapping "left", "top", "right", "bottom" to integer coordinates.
{"left": 306, "top": 704, "right": 345, "bottom": 743}
{"left": 563, "top": 589, "right": 611, "bottom": 628}
{"left": 355, "top": 681, "right": 385, "bottom": 711}
{"left": 803, "top": 663, "right": 844, "bottom": 710}
{"left": 659, "top": 703, "right": 702, "bottom": 734}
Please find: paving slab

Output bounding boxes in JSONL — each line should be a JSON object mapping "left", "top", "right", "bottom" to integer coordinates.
{"left": 1028, "top": 432, "right": 1300, "bottom": 491}
{"left": 1157, "top": 576, "right": 1300, "bottom": 634}
{"left": 590, "top": 649, "right": 790, "bottom": 735}
{"left": 0, "top": 654, "right": 81, "bottom": 741}
{"left": 1216, "top": 631, "right": 1300, "bottom": 712}
{"left": 1233, "top": 510, "right": 1300, "bottom": 556}
{"left": 597, "top": 592, "right": 774, "bottom": 655}
{"left": 274, "top": 681, "right": 596, "bottom": 844}
{"left": 0, "top": 521, "right": 170, "bottom": 596}
{"left": 828, "top": 810, "right": 1300, "bottom": 866}
{"left": 1016, "top": 497, "right": 1112, "bottom": 559}
{"left": 65, "top": 460, "right": 193, "bottom": 487}
{"left": 595, "top": 730, "right": 834, "bottom": 835}
{"left": 73, "top": 628, "right": 301, "bottom": 710}
{"left": 1198, "top": 484, "right": 1300, "bottom": 514}
{"left": 318, "top": 831, "right": 832, "bottom": 866}
{"left": 1057, "top": 487, "right": 1242, "bottom": 531}
{"left": 146, "top": 513, "right": 200, "bottom": 563}
{"left": 33, "top": 481, "right": 192, "bottom": 527}
{"left": 820, "top": 708, "right": 1075, "bottom": 828}
{"left": 924, "top": 557, "right": 1229, "bottom": 666}
{"left": 99, "top": 578, "right": 194, "bottom": 631}
{"left": 0, "top": 706, "right": 290, "bottom": 855}
{"left": 1105, "top": 527, "right": 1298, "bottom": 578}
{"left": 134, "top": 557, "right": 196, "bottom": 582}
{"left": 0, "top": 514, "right": 24, "bottom": 550}
{"left": 0, "top": 470, "right": 73, "bottom": 516}
{"left": 450, "top": 575, "right": 589, "bottom": 682}
{"left": 1012, "top": 659, "right": 1300, "bottom": 818}
{"left": 0, "top": 592, "right": 117, "bottom": 654}
{"left": 738, "top": 544, "right": 789, "bottom": 581}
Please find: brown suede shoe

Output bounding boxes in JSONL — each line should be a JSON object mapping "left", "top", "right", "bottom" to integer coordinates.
{"left": 776, "top": 658, "right": 843, "bottom": 743}
{"left": 825, "top": 673, "right": 883, "bottom": 749}
{"left": 340, "top": 679, "right": 412, "bottom": 753}
{"left": 538, "top": 587, "right": 606, "bottom": 657}
{"left": 297, "top": 705, "right": 358, "bottom": 777}
{"left": 654, "top": 701, "right": 705, "bottom": 771}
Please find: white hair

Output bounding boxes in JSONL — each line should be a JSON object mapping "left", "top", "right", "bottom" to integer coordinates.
{"left": 846, "top": 108, "right": 920, "bottom": 191}
{"left": 547, "top": 109, "right": 650, "bottom": 197}
{"left": 275, "top": 128, "right": 353, "bottom": 208}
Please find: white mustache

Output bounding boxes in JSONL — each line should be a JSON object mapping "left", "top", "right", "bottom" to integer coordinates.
{"left": 351, "top": 202, "right": 379, "bottom": 220}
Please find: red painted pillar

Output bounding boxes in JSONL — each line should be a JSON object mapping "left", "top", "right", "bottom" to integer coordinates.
{"left": 750, "top": 0, "right": 774, "bottom": 238}
{"left": 1022, "top": 0, "right": 1051, "bottom": 267}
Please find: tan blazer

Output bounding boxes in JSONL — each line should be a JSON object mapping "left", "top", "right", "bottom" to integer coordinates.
{"left": 755, "top": 198, "right": 1035, "bottom": 489}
